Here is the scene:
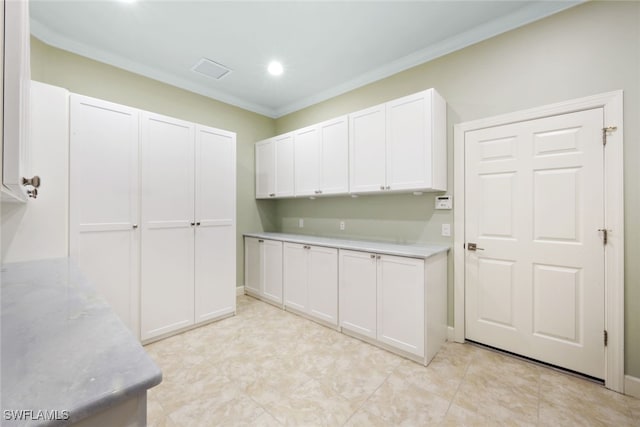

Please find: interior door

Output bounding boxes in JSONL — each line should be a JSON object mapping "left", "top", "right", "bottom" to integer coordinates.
{"left": 69, "top": 94, "right": 139, "bottom": 336}
{"left": 140, "top": 112, "right": 195, "bottom": 340}
{"left": 194, "top": 125, "right": 236, "bottom": 323}
{"left": 464, "top": 108, "right": 605, "bottom": 378}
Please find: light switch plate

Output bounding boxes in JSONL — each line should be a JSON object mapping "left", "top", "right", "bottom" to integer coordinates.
{"left": 441, "top": 223, "right": 451, "bottom": 237}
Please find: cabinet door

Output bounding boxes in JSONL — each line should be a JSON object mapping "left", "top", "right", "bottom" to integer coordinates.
{"left": 349, "top": 104, "right": 386, "bottom": 194}
{"left": 294, "top": 126, "right": 320, "bottom": 197}
{"left": 70, "top": 94, "right": 140, "bottom": 337}
{"left": 140, "top": 112, "right": 195, "bottom": 340}
{"left": 308, "top": 246, "right": 338, "bottom": 325}
{"left": 275, "top": 133, "right": 295, "bottom": 197}
{"left": 339, "top": 249, "right": 377, "bottom": 339}
{"left": 244, "top": 237, "right": 262, "bottom": 294}
{"left": 262, "top": 239, "right": 283, "bottom": 304}
{"left": 2, "top": 0, "right": 31, "bottom": 202}
{"left": 255, "top": 139, "right": 275, "bottom": 198}
{"left": 386, "top": 91, "right": 431, "bottom": 191}
{"left": 194, "top": 125, "right": 236, "bottom": 323}
{"left": 377, "top": 255, "right": 425, "bottom": 357}
{"left": 283, "top": 242, "right": 308, "bottom": 311}
{"left": 320, "top": 116, "right": 349, "bottom": 195}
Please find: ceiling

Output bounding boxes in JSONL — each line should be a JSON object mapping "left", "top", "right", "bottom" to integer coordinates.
{"left": 30, "top": 1, "right": 581, "bottom": 118}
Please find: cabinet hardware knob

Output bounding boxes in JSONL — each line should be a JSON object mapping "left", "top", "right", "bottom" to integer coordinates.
{"left": 318, "top": 190, "right": 322, "bottom": 194}
{"left": 22, "top": 176, "right": 41, "bottom": 188}
{"left": 190, "top": 222, "right": 195, "bottom": 226}
{"left": 132, "top": 224, "right": 138, "bottom": 229}
{"left": 269, "top": 193, "right": 276, "bottom": 197}
{"left": 27, "top": 188, "right": 38, "bottom": 199}
{"left": 377, "top": 255, "right": 381, "bottom": 260}
{"left": 258, "top": 239, "right": 264, "bottom": 243}
{"left": 370, "top": 254, "right": 375, "bottom": 259}
{"left": 196, "top": 222, "right": 201, "bottom": 226}
{"left": 380, "top": 185, "right": 385, "bottom": 190}
{"left": 386, "top": 186, "right": 390, "bottom": 190}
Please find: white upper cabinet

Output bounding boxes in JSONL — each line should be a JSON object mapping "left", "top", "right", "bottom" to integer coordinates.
{"left": 294, "top": 126, "right": 320, "bottom": 197}
{"left": 255, "top": 138, "right": 275, "bottom": 198}
{"left": 255, "top": 88, "right": 446, "bottom": 199}
{"left": 2, "top": 0, "right": 32, "bottom": 202}
{"left": 255, "top": 133, "right": 295, "bottom": 198}
{"left": 274, "top": 133, "right": 295, "bottom": 197}
{"left": 295, "top": 115, "right": 349, "bottom": 197}
{"left": 350, "top": 89, "right": 447, "bottom": 194}
{"left": 386, "top": 89, "right": 447, "bottom": 192}
{"left": 349, "top": 104, "right": 386, "bottom": 194}
{"left": 319, "top": 116, "right": 349, "bottom": 195}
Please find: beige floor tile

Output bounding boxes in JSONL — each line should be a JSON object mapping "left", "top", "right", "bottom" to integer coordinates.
{"left": 539, "top": 371, "right": 635, "bottom": 426}
{"left": 360, "top": 373, "right": 451, "bottom": 425}
{"left": 442, "top": 403, "right": 536, "bottom": 427}
{"left": 260, "top": 378, "right": 358, "bottom": 426}
{"left": 343, "top": 409, "right": 389, "bottom": 427}
{"left": 145, "top": 295, "right": 636, "bottom": 427}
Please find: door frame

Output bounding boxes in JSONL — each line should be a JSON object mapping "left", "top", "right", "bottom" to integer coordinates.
{"left": 453, "top": 91, "right": 624, "bottom": 392}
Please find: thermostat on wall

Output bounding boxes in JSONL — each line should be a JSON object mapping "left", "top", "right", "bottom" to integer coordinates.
{"left": 435, "top": 195, "right": 452, "bottom": 210}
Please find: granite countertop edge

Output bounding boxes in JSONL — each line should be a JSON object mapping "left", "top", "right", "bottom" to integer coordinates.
{"left": 1, "top": 258, "right": 162, "bottom": 427}
{"left": 243, "top": 232, "right": 450, "bottom": 259}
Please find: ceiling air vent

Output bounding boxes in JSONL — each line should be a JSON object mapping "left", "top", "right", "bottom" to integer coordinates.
{"left": 191, "top": 58, "right": 232, "bottom": 80}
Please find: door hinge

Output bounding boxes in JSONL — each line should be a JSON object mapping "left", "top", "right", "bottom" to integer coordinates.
{"left": 602, "top": 126, "right": 617, "bottom": 146}
{"left": 598, "top": 228, "right": 608, "bottom": 245}
{"left": 604, "top": 330, "right": 608, "bottom": 347}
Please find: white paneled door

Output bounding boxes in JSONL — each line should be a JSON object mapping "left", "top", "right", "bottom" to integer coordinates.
{"left": 70, "top": 95, "right": 140, "bottom": 337}
{"left": 464, "top": 108, "right": 605, "bottom": 378}
{"left": 140, "top": 113, "right": 195, "bottom": 340}
{"left": 194, "top": 125, "right": 236, "bottom": 323}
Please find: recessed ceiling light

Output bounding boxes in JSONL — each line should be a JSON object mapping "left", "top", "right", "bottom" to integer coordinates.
{"left": 267, "top": 61, "right": 283, "bottom": 76}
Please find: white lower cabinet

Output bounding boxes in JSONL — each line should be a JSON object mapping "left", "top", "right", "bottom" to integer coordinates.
{"left": 284, "top": 243, "right": 338, "bottom": 326}
{"left": 377, "top": 255, "right": 425, "bottom": 357}
{"left": 338, "top": 250, "right": 377, "bottom": 339}
{"left": 339, "top": 249, "right": 445, "bottom": 362}
{"left": 244, "top": 237, "right": 283, "bottom": 305}
{"left": 245, "top": 235, "right": 448, "bottom": 364}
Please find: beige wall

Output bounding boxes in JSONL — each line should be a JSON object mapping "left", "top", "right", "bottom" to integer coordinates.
{"left": 274, "top": 1, "right": 640, "bottom": 377}
{"left": 23, "top": 37, "right": 278, "bottom": 286}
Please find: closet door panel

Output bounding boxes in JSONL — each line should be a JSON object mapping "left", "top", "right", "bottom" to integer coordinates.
{"left": 194, "top": 125, "right": 236, "bottom": 322}
{"left": 141, "top": 113, "right": 195, "bottom": 340}
{"left": 69, "top": 94, "right": 140, "bottom": 336}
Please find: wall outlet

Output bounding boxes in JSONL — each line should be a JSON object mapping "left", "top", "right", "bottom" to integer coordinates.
{"left": 298, "top": 218, "right": 304, "bottom": 228}
{"left": 441, "top": 223, "right": 451, "bottom": 237}
{"left": 339, "top": 221, "right": 345, "bottom": 231}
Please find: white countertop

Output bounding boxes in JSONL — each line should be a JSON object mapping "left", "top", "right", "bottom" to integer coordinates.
{"left": 244, "top": 232, "right": 449, "bottom": 259}
{"left": 1, "top": 258, "right": 162, "bottom": 426}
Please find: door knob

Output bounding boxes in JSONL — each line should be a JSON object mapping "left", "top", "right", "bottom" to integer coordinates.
{"left": 132, "top": 224, "right": 138, "bottom": 229}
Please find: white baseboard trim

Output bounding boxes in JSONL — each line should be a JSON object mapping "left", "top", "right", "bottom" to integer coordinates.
{"left": 236, "top": 286, "right": 245, "bottom": 296}
{"left": 447, "top": 326, "right": 455, "bottom": 342}
{"left": 625, "top": 375, "right": 640, "bottom": 398}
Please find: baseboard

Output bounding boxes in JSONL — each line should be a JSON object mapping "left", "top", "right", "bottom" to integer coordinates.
{"left": 625, "top": 375, "right": 640, "bottom": 398}
{"left": 447, "top": 326, "right": 455, "bottom": 342}
{"left": 236, "top": 286, "right": 245, "bottom": 296}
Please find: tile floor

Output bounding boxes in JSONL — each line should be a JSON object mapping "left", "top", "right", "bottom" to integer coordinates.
{"left": 145, "top": 295, "right": 639, "bottom": 426}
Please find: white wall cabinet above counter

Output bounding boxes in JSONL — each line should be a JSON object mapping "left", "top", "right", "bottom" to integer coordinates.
{"left": 254, "top": 88, "right": 447, "bottom": 199}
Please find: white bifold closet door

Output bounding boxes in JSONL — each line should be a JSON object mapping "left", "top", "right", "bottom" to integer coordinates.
{"left": 140, "top": 113, "right": 195, "bottom": 340}
{"left": 70, "top": 95, "right": 140, "bottom": 337}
